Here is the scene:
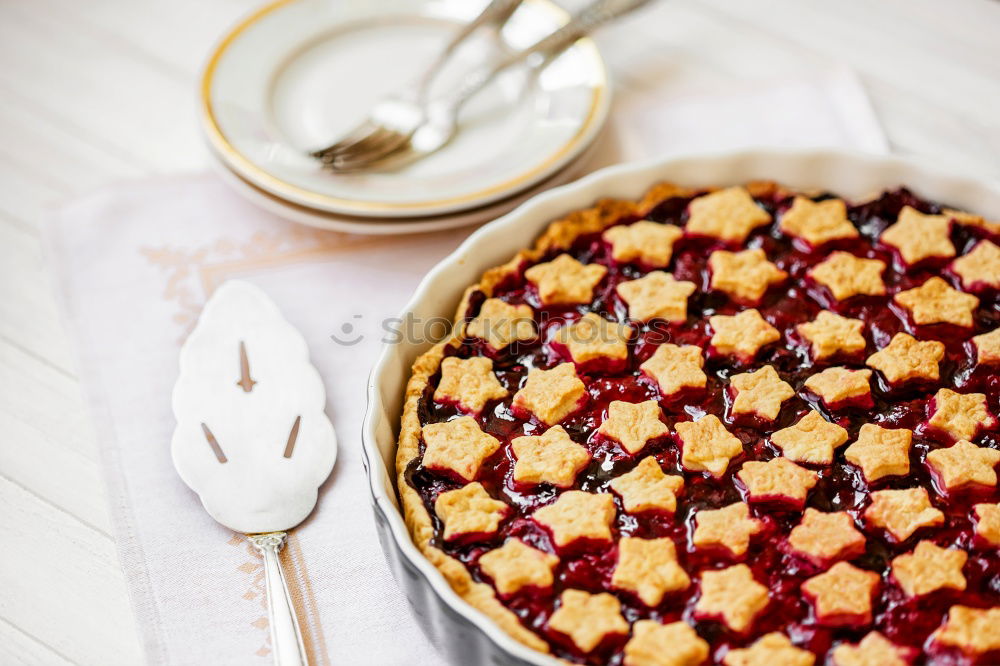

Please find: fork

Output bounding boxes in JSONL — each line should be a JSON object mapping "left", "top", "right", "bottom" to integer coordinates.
{"left": 310, "top": 0, "right": 523, "bottom": 167}
{"left": 323, "top": 0, "right": 656, "bottom": 173}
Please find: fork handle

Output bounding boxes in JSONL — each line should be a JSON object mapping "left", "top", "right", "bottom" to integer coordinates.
{"left": 414, "top": 0, "right": 524, "bottom": 99}
{"left": 508, "top": 0, "right": 656, "bottom": 66}
{"left": 443, "top": 0, "right": 656, "bottom": 112}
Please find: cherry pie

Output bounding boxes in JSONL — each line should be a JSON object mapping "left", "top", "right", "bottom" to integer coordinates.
{"left": 396, "top": 181, "right": 1000, "bottom": 665}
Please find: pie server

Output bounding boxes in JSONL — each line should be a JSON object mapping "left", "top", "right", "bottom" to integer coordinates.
{"left": 170, "top": 280, "right": 337, "bottom": 666}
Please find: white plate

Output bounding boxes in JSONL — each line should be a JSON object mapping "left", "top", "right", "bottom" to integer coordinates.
{"left": 362, "top": 149, "right": 1000, "bottom": 666}
{"left": 208, "top": 137, "right": 601, "bottom": 235}
{"left": 200, "top": 0, "right": 609, "bottom": 218}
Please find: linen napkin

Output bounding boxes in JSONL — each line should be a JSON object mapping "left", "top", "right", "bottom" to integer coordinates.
{"left": 44, "top": 67, "right": 886, "bottom": 666}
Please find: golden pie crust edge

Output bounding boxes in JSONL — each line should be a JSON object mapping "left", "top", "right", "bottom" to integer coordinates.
{"left": 393, "top": 180, "right": 796, "bottom": 653}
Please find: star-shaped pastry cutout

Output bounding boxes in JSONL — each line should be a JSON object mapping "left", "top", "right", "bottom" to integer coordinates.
{"left": 973, "top": 327, "right": 1000, "bottom": 365}
{"left": 709, "top": 309, "right": 781, "bottom": 361}
{"left": 779, "top": 196, "right": 858, "bottom": 247}
{"left": 692, "top": 502, "right": 764, "bottom": 558}
{"left": 723, "top": 632, "right": 815, "bottom": 666}
{"left": 891, "top": 540, "right": 967, "bottom": 597}
{"left": 809, "top": 251, "right": 886, "bottom": 301}
{"left": 797, "top": 310, "right": 867, "bottom": 361}
{"left": 685, "top": 186, "right": 772, "bottom": 243}
{"left": 611, "top": 536, "right": 691, "bottom": 606}
{"left": 830, "top": 631, "right": 914, "bottom": 666}
{"left": 926, "top": 439, "right": 1000, "bottom": 493}
{"left": 730, "top": 365, "right": 795, "bottom": 421}
{"left": 421, "top": 416, "right": 501, "bottom": 482}
{"left": 548, "top": 589, "right": 629, "bottom": 654}
{"left": 931, "top": 605, "right": 1000, "bottom": 656}
{"left": 709, "top": 248, "right": 788, "bottom": 304}
{"left": 788, "top": 508, "right": 867, "bottom": 568}
{"left": 511, "top": 425, "right": 592, "bottom": 488}
{"left": 946, "top": 207, "right": 1000, "bottom": 236}
{"left": 844, "top": 424, "right": 912, "bottom": 482}
{"left": 624, "top": 620, "right": 709, "bottom": 666}
{"left": 532, "top": 490, "right": 616, "bottom": 549}
{"left": 894, "top": 277, "right": 979, "bottom": 328}
{"left": 737, "top": 457, "right": 819, "bottom": 509}
{"left": 802, "top": 561, "right": 880, "bottom": 627}
{"left": 465, "top": 298, "right": 536, "bottom": 350}
{"left": 694, "top": 564, "right": 769, "bottom": 633}
{"left": 616, "top": 271, "right": 697, "bottom": 323}
{"left": 865, "top": 487, "right": 944, "bottom": 542}
{"left": 610, "top": 456, "right": 685, "bottom": 514}
{"left": 434, "top": 356, "right": 509, "bottom": 414}
{"left": 512, "top": 362, "right": 587, "bottom": 426}
{"left": 952, "top": 239, "right": 1000, "bottom": 291}
{"left": 926, "top": 388, "right": 996, "bottom": 442}
{"left": 525, "top": 253, "right": 607, "bottom": 306}
{"left": 640, "top": 343, "right": 707, "bottom": 398}
{"left": 434, "top": 482, "right": 509, "bottom": 542}
{"left": 598, "top": 400, "right": 669, "bottom": 455}
{"left": 770, "top": 410, "right": 849, "bottom": 465}
{"left": 974, "top": 502, "right": 1000, "bottom": 547}
{"left": 603, "top": 220, "right": 684, "bottom": 268}
{"left": 478, "top": 538, "right": 559, "bottom": 597}
{"left": 804, "top": 367, "right": 873, "bottom": 408}
{"left": 676, "top": 415, "right": 744, "bottom": 478}
{"left": 866, "top": 332, "right": 945, "bottom": 385}
{"left": 553, "top": 313, "right": 633, "bottom": 368}
{"left": 881, "top": 206, "right": 956, "bottom": 266}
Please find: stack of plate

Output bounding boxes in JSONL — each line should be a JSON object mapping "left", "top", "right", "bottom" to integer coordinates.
{"left": 200, "top": 0, "right": 611, "bottom": 235}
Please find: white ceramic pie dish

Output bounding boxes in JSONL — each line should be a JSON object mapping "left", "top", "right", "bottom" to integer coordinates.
{"left": 362, "top": 148, "right": 1000, "bottom": 665}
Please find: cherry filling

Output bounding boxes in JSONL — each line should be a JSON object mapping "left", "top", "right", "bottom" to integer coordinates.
{"left": 405, "top": 188, "right": 1000, "bottom": 665}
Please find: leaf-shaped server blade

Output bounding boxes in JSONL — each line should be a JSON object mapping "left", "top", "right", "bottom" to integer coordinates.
{"left": 171, "top": 280, "right": 337, "bottom": 533}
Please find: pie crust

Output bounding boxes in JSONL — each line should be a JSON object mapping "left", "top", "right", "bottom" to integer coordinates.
{"left": 779, "top": 196, "right": 858, "bottom": 248}
{"left": 724, "top": 632, "right": 814, "bottom": 666}
{"left": 395, "top": 181, "right": 1000, "bottom": 663}
{"left": 708, "top": 248, "right": 787, "bottom": 304}
{"left": 787, "top": 508, "right": 867, "bottom": 567}
{"left": 623, "top": 620, "right": 708, "bottom": 666}
{"left": 597, "top": 400, "right": 669, "bottom": 455}
{"left": 881, "top": 206, "right": 956, "bottom": 266}
{"left": 692, "top": 501, "right": 763, "bottom": 558}
{"left": 609, "top": 456, "right": 684, "bottom": 514}
{"left": 511, "top": 426, "right": 591, "bottom": 489}
{"left": 770, "top": 410, "right": 849, "bottom": 465}
{"left": 611, "top": 536, "right": 690, "bottom": 606}
{"left": 617, "top": 271, "right": 696, "bottom": 323}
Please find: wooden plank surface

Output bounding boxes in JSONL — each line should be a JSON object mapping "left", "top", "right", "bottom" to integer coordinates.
{"left": 0, "top": 0, "right": 997, "bottom": 663}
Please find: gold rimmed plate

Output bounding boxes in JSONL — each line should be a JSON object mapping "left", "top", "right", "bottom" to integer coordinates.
{"left": 201, "top": 0, "right": 610, "bottom": 218}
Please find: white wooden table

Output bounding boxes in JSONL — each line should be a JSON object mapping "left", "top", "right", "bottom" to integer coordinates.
{"left": 1, "top": 0, "right": 998, "bottom": 663}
